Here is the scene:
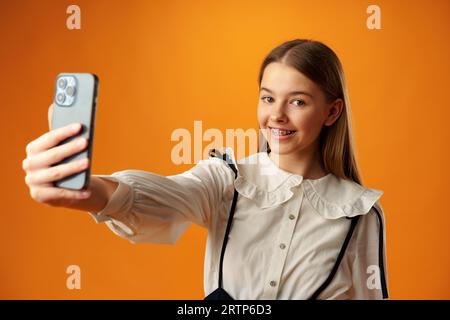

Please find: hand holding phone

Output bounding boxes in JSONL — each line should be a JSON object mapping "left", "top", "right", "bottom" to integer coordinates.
{"left": 22, "top": 73, "right": 98, "bottom": 202}
{"left": 22, "top": 73, "right": 121, "bottom": 211}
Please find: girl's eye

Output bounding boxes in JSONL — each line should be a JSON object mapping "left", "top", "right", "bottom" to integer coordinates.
{"left": 261, "top": 96, "right": 273, "bottom": 103}
{"left": 293, "top": 99, "right": 305, "bottom": 106}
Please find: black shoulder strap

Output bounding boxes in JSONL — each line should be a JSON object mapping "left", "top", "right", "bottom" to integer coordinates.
{"left": 309, "top": 206, "right": 389, "bottom": 300}
{"left": 372, "top": 205, "right": 389, "bottom": 299}
{"left": 208, "top": 148, "right": 239, "bottom": 289}
{"left": 208, "top": 148, "right": 238, "bottom": 178}
{"left": 309, "top": 215, "right": 361, "bottom": 300}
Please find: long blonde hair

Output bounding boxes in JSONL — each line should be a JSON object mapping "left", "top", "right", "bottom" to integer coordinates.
{"left": 258, "top": 39, "right": 363, "bottom": 185}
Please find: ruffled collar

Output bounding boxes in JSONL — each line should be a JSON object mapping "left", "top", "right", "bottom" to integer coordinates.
{"left": 224, "top": 148, "right": 383, "bottom": 219}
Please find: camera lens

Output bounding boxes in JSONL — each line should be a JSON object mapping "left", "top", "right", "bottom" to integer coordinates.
{"left": 56, "top": 92, "right": 66, "bottom": 103}
{"left": 65, "top": 86, "right": 75, "bottom": 97}
{"left": 57, "top": 78, "right": 67, "bottom": 89}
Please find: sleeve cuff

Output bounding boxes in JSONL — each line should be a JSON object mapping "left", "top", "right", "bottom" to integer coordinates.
{"left": 87, "top": 174, "right": 133, "bottom": 224}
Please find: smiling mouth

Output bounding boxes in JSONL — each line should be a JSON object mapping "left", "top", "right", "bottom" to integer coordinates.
{"left": 269, "top": 127, "right": 297, "bottom": 136}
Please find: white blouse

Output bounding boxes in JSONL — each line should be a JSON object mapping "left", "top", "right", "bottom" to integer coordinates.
{"left": 89, "top": 147, "right": 388, "bottom": 300}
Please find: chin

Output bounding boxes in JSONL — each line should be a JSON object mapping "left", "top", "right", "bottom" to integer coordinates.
{"left": 268, "top": 145, "right": 293, "bottom": 155}
{"left": 268, "top": 141, "right": 303, "bottom": 155}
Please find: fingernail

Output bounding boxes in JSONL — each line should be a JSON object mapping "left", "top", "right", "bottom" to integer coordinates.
{"left": 72, "top": 123, "right": 81, "bottom": 130}
{"left": 77, "top": 138, "right": 86, "bottom": 146}
{"left": 80, "top": 158, "right": 88, "bottom": 166}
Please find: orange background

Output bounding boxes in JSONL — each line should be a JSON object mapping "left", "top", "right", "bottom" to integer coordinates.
{"left": 1, "top": 0, "right": 449, "bottom": 299}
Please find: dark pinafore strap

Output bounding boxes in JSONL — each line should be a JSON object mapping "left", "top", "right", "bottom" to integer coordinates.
{"left": 204, "top": 149, "right": 238, "bottom": 300}
{"left": 309, "top": 206, "right": 389, "bottom": 299}
{"left": 308, "top": 216, "right": 361, "bottom": 299}
{"left": 204, "top": 149, "right": 388, "bottom": 300}
{"left": 372, "top": 205, "right": 389, "bottom": 299}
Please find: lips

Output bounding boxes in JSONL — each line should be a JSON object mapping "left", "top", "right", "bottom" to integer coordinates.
{"left": 269, "top": 127, "right": 296, "bottom": 136}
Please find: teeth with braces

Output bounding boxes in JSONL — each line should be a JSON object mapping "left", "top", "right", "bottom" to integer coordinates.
{"left": 270, "top": 128, "right": 295, "bottom": 135}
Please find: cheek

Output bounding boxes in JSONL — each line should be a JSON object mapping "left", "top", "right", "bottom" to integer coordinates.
{"left": 257, "top": 104, "right": 268, "bottom": 126}
{"left": 257, "top": 105, "right": 269, "bottom": 140}
{"left": 292, "top": 110, "right": 324, "bottom": 138}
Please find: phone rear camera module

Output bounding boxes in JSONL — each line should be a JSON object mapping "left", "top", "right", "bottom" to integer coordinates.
{"left": 55, "top": 75, "right": 77, "bottom": 106}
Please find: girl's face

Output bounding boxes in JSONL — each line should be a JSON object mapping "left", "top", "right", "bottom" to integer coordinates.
{"left": 257, "top": 62, "right": 343, "bottom": 156}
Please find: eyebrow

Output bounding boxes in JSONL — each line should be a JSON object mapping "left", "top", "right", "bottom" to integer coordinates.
{"left": 260, "top": 87, "right": 313, "bottom": 98}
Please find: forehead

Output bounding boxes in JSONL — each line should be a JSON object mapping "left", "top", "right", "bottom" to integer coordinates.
{"left": 261, "top": 62, "right": 317, "bottom": 95}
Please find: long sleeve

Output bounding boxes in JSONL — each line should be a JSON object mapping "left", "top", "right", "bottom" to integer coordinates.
{"left": 88, "top": 157, "right": 235, "bottom": 244}
{"left": 347, "top": 202, "right": 389, "bottom": 299}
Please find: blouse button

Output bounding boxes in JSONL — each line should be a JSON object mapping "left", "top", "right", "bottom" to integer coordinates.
{"left": 288, "top": 214, "right": 295, "bottom": 220}
{"left": 269, "top": 280, "right": 277, "bottom": 287}
{"left": 279, "top": 243, "right": 286, "bottom": 250}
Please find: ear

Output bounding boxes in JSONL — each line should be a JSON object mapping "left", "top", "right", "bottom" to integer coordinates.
{"left": 324, "top": 98, "right": 344, "bottom": 127}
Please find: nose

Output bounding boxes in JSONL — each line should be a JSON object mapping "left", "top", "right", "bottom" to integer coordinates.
{"left": 269, "top": 103, "right": 288, "bottom": 123}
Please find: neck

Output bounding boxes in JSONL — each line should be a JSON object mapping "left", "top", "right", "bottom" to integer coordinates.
{"left": 268, "top": 142, "right": 328, "bottom": 180}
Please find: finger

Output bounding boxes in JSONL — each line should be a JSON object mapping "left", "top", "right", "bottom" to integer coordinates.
{"left": 30, "top": 186, "right": 91, "bottom": 206}
{"left": 48, "top": 103, "right": 54, "bottom": 130}
{"left": 26, "top": 122, "right": 82, "bottom": 156}
{"left": 24, "top": 136, "right": 88, "bottom": 170}
{"left": 26, "top": 157, "right": 89, "bottom": 185}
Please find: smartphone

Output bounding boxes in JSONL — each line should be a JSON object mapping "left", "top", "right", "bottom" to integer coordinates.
{"left": 51, "top": 73, "right": 99, "bottom": 190}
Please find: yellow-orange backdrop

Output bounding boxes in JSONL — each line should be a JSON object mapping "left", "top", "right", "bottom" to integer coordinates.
{"left": 1, "top": 0, "right": 449, "bottom": 299}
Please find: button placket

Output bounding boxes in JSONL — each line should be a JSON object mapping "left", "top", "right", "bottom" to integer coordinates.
{"left": 261, "top": 187, "right": 304, "bottom": 299}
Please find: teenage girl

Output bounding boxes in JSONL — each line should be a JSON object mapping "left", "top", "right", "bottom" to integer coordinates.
{"left": 23, "top": 39, "right": 388, "bottom": 300}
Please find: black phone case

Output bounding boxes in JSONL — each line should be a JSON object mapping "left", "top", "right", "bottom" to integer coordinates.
{"left": 51, "top": 73, "right": 99, "bottom": 190}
